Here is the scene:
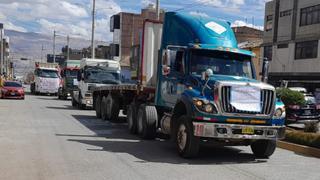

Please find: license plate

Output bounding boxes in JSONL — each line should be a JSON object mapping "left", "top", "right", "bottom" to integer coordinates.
{"left": 10, "top": 92, "right": 15, "bottom": 96}
{"left": 304, "top": 110, "right": 311, "bottom": 115}
{"left": 242, "top": 127, "right": 254, "bottom": 134}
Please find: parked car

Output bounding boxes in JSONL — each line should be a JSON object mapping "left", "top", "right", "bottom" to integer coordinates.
{"left": 0, "top": 81, "right": 25, "bottom": 99}
{"left": 286, "top": 93, "right": 320, "bottom": 124}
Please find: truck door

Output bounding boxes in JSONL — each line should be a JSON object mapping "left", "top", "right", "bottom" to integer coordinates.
{"left": 160, "top": 48, "right": 186, "bottom": 107}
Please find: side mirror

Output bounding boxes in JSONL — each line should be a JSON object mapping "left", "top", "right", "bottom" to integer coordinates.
{"left": 261, "top": 58, "right": 269, "bottom": 82}
{"left": 201, "top": 68, "right": 213, "bottom": 81}
{"left": 60, "top": 71, "right": 65, "bottom": 78}
{"left": 77, "top": 71, "right": 81, "bottom": 81}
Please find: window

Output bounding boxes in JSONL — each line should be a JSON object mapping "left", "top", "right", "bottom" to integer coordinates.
{"left": 110, "top": 15, "right": 120, "bottom": 32}
{"left": 265, "top": 15, "right": 273, "bottom": 31}
{"left": 300, "top": 4, "right": 320, "bottom": 26}
{"left": 264, "top": 46, "right": 273, "bottom": 61}
{"left": 295, "top": 40, "right": 318, "bottom": 59}
{"left": 162, "top": 49, "right": 185, "bottom": 76}
{"left": 280, "top": 10, "right": 292, "bottom": 17}
{"left": 277, "top": 43, "right": 288, "bottom": 49}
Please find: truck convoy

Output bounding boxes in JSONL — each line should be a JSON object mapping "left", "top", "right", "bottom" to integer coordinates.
{"left": 92, "top": 12, "right": 286, "bottom": 158}
{"left": 58, "top": 60, "right": 81, "bottom": 100}
{"left": 30, "top": 62, "right": 60, "bottom": 95}
{"left": 72, "top": 58, "right": 121, "bottom": 109}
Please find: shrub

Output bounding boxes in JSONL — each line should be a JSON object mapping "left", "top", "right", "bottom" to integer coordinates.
{"left": 276, "top": 88, "right": 306, "bottom": 106}
{"left": 304, "top": 122, "right": 319, "bottom": 133}
{"left": 285, "top": 130, "right": 320, "bottom": 149}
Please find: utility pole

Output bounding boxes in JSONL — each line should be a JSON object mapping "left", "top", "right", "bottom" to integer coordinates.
{"left": 53, "top": 30, "right": 56, "bottom": 63}
{"left": 91, "top": 0, "right": 96, "bottom": 59}
{"left": 0, "top": 23, "right": 3, "bottom": 75}
{"left": 41, "top": 44, "right": 44, "bottom": 62}
{"left": 156, "top": 0, "right": 160, "bottom": 20}
{"left": 67, "top": 35, "right": 70, "bottom": 60}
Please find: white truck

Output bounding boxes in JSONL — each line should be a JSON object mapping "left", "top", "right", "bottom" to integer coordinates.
{"left": 72, "top": 58, "right": 121, "bottom": 109}
{"left": 30, "top": 62, "right": 60, "bottom": 95}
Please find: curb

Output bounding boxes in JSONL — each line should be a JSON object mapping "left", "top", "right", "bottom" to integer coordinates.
{"left": 277, "top": 141, "right": 320, "bottom": 158}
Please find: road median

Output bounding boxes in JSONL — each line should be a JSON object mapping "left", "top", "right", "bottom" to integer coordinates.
{"left": 277, "top": 140, "right": 320, "bottom": 158}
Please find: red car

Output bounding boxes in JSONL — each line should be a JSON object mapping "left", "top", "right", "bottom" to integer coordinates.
{"left": 1, "top": 81, "right": 25, "bottom": 99}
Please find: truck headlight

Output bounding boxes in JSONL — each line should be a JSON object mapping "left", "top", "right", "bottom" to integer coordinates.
{"left": 193, "top": 98, "right": 217, "bottom": 114}
{"left": 274, "top": 108, "right": 283, "bottom": 118}
{"left": 204, "top": 104, "right": 213, "bottom": 113}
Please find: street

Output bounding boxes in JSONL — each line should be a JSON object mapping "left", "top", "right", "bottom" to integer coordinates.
{"left": 0, "top": 93, "right": 318, "bottom": 180}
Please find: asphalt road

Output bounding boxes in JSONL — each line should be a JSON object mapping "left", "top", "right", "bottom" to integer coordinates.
{"left": 0, "top": 93, "right": 319, "bottom": 180}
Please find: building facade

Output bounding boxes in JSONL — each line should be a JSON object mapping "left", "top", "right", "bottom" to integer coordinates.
{"left": 233, "top": 26, "right": 264, "bottom": 80}
{"left": 263, "top": 0, "right": 320, "bottom": 90}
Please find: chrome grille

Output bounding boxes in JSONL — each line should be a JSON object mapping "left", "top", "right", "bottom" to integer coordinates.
{"left": 221, "top": 86, "right": 274, "bottom": 115}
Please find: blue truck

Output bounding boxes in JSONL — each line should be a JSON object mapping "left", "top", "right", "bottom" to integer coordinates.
{"left": 92, "top": 12, "right": 285, "bottom": 158}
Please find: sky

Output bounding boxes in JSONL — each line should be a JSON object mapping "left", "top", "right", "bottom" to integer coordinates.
{"left": 0, "top": 0, "right": 271, "bottom": 42}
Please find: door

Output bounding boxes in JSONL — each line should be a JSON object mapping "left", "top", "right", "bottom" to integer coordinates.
{"left": 160, "top": 47, "right": 186, "bottom": 107}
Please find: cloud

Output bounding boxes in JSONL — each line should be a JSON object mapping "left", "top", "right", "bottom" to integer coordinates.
{"left": 189, "top": 11, "right": 209, "bottom": 18}
{"left": 232, "top": 20, "right": 264, "bottom": 30}
{"left": 0, "top": 0, "right": 122, "bottom": 41}
{"left": 0, "top": 11, "right": 27, "bottom": 32}
{"left": 195, "top": 0, "right": 245, "bottom": 9}
{"left": 142, "top": 0, "right": 155, "bottom": 7}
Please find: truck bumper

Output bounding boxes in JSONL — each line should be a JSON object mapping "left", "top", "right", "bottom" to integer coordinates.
{"left": 193, "top": 122, "right": 285, "bottom": 140}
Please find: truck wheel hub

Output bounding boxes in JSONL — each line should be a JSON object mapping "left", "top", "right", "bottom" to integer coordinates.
{"left": 177, "top": 124, "right": 187, "bottom": 150}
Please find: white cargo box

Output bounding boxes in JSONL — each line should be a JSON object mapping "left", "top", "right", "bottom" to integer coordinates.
{"left": 141, "top": 20, "right": 163, "bottom": 87}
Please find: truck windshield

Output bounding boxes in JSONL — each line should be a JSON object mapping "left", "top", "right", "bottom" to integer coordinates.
{"left": 190, "top": 49, "right": 254, "bottom": 79}
{"left": 85, "top": 66, "right": 120, "bottom": 84}
{"left": 4, "top": 81, "right": 22, "bottom": 87}
{"left": 37, "top": 69, "right": 59, "bottom": 78}
{"left": 65, "top": 69, "right": 78, "bottom": 77}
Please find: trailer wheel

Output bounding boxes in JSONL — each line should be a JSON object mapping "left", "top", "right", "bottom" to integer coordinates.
{"left": 251, "top": 140, "right": 276, "bottom": 158}
{"left": 95, "top": 95, "right": 102, "bottom": 118}
{"left": 101, "top": 96, "right": 108, "bottom": 121}
{"left": 72, "top": 97, "right": 77, "bottom": 107}
{"left": 127, "top": 103, "right": 138, "bottom": 134}
{"left": 137, "top": 104, "right": 157, "bottom": 139}
{"left": 106, "top": 93, "right": 120, "bottom": 121}
{"left": 176, "top": 115, "right": 199, "bottom": 158}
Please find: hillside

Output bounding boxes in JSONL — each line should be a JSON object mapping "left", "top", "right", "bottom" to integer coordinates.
{"left": 4, "top": 30, "right": 108, "bottom": 76}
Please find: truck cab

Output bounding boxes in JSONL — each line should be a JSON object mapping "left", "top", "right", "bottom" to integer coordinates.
{"left": 30, "top": 62, "right": 60, "bottom": 95}
{"left": 58, "top": 60, "right": 81, "bottom": 100}
{"left": 72, "top": 58, "right": 121, "bottom": 109}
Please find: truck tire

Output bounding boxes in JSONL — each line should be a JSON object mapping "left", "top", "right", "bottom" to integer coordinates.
{"left": 101, "top": 96, "right": 108, "bottom": 121}
{"left": 95, "top": 95, "right": 102, "bottom": 118}
{"left": 72, "top": 97, "right": 77, "bottom": 107}
{"left": 137, "top": 104, "right": 157, "bottom": 139}
{"left": 175, "top": 115, "right": 199, "bottom": 158}
{"left": 251, "top": 140, "right": 276, "bottom": 158}
{"left": 106, "top": 93, "right": 120, "bottom": 121}
{"left": 127, "top": 103, "right": 138, "bottom": 134}
{"left": 78, "top": 94, "right": 86, "bottom": 110}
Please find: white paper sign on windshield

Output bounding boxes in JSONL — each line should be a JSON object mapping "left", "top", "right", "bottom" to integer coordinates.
{"left": 73, "top": 79, "right": 78, "bottom": 86}
{"left": 230, "top": 85, "right": 261, "bottom": 112}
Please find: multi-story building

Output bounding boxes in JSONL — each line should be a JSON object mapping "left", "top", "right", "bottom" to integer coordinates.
{"left": 110, "top": 4, "right": 164, "bottom": 79}
{"left": 263, "top": 0, "right": 320, "bottom": 90}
